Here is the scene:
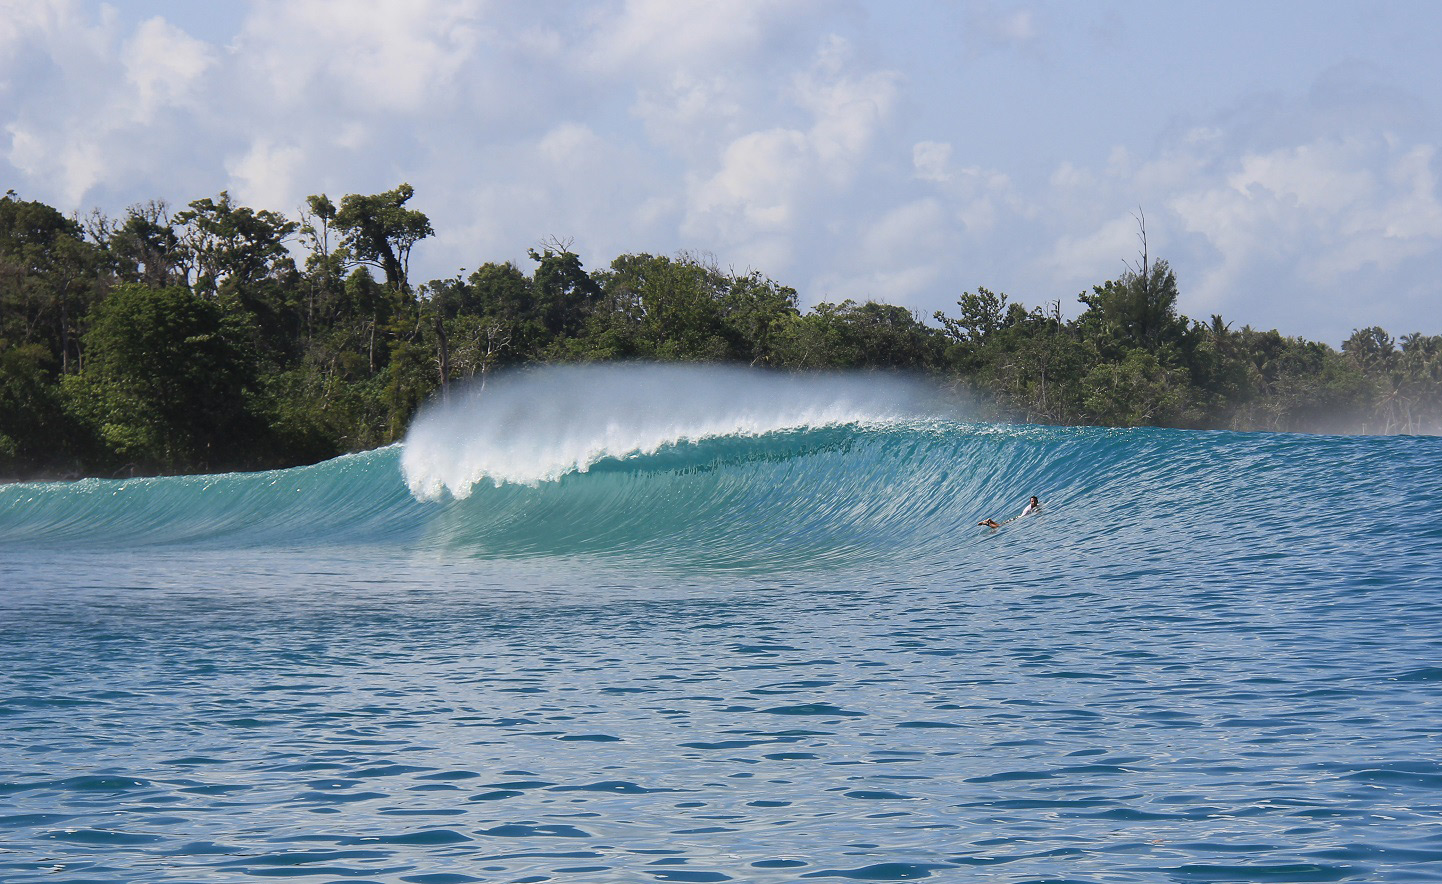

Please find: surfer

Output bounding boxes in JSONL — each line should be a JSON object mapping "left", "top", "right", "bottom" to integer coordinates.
{"left": 978, "top": 495, "right": 1041, "bottom": 529}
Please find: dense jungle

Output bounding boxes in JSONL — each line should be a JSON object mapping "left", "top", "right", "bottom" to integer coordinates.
{"left": 2, "top": 185, "right": 1438, "bottom": 478}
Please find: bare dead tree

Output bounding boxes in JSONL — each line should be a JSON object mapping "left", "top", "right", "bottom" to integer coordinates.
{"left": 81, "top": 208, "right": 113, "bottom": 246}
{"left": 435, "top": 311, "right": 450, "bottom": 399}
{"left": 536, "top": 234, "right": 576, "bottom": 254}
{"left": 1123, "top": 206, "right": 1150, "bottom": 280}
{"left": 477, "top": 323, "right": 511, "bottom": 392}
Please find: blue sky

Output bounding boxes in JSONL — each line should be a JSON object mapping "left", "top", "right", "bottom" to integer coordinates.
{"left": 3, "top": 0, "right": 1439, "bottom": 344}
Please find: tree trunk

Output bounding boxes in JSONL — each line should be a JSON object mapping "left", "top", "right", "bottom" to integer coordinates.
{"left": 435, "top": 313, "right": 450, "bottom": 396}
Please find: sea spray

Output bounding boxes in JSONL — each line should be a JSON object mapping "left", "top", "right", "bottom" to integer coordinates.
{"left": 400, "top": 363, "right": 939, "bottom": 497}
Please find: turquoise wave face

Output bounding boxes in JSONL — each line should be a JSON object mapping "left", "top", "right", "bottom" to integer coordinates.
{"left": 0, "top": 446, "right": 425, "bottom": 550}
{"left": 4, "top": 414, "right": 1439, "bottom": 578}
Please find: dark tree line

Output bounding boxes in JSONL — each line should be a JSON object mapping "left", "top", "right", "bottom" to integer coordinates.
{"left": 1, "top": 187, "right": 1438, "bottom": 479}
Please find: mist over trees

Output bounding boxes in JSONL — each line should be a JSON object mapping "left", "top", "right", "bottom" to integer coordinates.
{"left": 1, "top": 187, "right": 1439, "bottom": 478}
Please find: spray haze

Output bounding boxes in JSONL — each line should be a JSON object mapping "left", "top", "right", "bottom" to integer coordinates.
{"left": 400, "top": 363, "right": 939, "bottom": 498}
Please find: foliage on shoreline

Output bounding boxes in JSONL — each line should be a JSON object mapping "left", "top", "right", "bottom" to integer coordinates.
{"left": 2, "top": 187, "right": 1439, "bottom": 479}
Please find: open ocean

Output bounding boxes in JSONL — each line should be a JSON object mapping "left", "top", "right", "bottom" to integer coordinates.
{"left": 3, "top": 365, "right": 1441, "bottom": 883}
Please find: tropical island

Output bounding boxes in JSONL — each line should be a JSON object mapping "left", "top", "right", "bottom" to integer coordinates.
{"left": 1, "top": 184, "right": 1438, "bottom": 480}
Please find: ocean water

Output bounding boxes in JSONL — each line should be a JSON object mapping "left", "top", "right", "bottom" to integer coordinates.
{"left": 3, "top": 364, "right": 1442, "bottom": 884}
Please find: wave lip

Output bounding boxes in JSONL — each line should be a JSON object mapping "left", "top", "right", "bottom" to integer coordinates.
{"left": 399, "top": 364, "right": 934, "bottom": 498}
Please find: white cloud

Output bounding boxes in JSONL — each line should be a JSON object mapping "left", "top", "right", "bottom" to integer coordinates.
{"left": 7, "top": 126, "right": 105, "bottom": 205}
{"left": 682, "top": 35, "right": 901, "bottom": 270}
{"left": 1381, "top": 143, "right": 1442, "bottom": 239}
{"left": 819, "top": 197, "right": 952, "bottom": 305}
{"left": 1165, "top": 134, "right": 1442, "bottom": 321}
{"left": 537, "top": 122, "right": 603, "bottom": 166}
{"left": 794, "top": 35, "right": 901, "bottom": 182}
{"left": 123, "top": 16, "right": 214, "bottom": 122}
{"left": 226, "top": 140, "right": 306, "bottom": 213}
{"left": 1045, "top": 214, "right": 1141, "bottom": 289}
{"left": 585, "top": 0, "right": 812, "bottom": 76}
{"left": 232, "top": 0, "right": 484, "bottom": 114}
{"left": 913, "top": 142, "right": 1016, "bottom": 235}
{"left": 1230, "top": 141, "right": 1375, "bottom": 214}
{"left": 686, "top": 127, "right": 810, "bottom": 238}
{"left": 990, "top": 9, "right": 1037, "bottom": 45}
{"left": 866, "top": 198, "right": 949, "bottom": 260}
{"left": 1, "top": 3, "right": 154, "bottom": 203}
{"left": 0, "top": 0, "right": 112, "bottom": 71}
{"left": 610, "top": 1, "right": 833, "bottom": 165}
{"left": 631, "top": 73, "right": 745, "bottom": 154}
{"left": 913, "top": 141, "right": 952, "bottom": 183}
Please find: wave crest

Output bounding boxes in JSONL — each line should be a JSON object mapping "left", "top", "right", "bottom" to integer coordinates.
{"left": 399, "top": 364, "right": 935, "bottom": 498}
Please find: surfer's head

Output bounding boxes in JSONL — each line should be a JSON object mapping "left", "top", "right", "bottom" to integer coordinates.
{"left": 1030, "top": 496, "right": 1039, "bottom": 506}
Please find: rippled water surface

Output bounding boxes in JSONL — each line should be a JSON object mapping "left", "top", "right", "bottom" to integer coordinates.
{"left": 4, "top": 400, "right": 1442, "bottom": 882}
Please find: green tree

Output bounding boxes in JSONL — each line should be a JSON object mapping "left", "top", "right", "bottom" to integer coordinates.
{"left": 331, "top": 184, "right": 433, "bottom": 293}
{"left": 1343, "top": 326, "right": 1397, "bottom": 376}
{"left": 1394, "top": 333, "right": 1442, "bottom": 433}
{"left": 173, "top": 192, "right": 303, "bottom": 364}
{"left": 593, "top": 252, "right": 731, "bottom": 361}
{"left": 773, "top": 300, "right": 944, "bottom": 371}
{"left": 106, "top": 201, "right": 184, "bottom": 289}
{"left": 1080, "top": 349, "right": 1190, "bottom": 426}
{"left": 0, "top": 340, "right": 90, "bottom": 474}
{"left": 979, "top": 305, "right": 1093, "bottom": 424}
{"left": 1345, "top": 327, "right": 1442, "bottom": 433}
{"left": 935, "top": 286, "right": 1023, "bottom": 378}
{"left": 298, "top": 194, "right": 347, "bottom": 340}
{"left": 936, "top": 287, "right": 1009, "bottom": 346}
{"left": 65, "top": 284, "right": 265, "bottom": 472}
{"left": 719, "top": 268, "right": 800, "bottom": 364}
{"left": 425, "top": 261, "right": 535, "bottom": 379}
{"left": 0, "top": 191, "right": 106, "bottom": 373}
{"left": 385, "top": 340, "right": 438, "bottom": 437}
{"left": 174, "top": 191, "right": 298, "bottom": 296}
{"left": 1076, "top": 258, "right": 1189, "bottom": 356}
{"left": 530, "top": 244, "right": 602, "bottom": 344}
{"left": 1229, "top": 329, "right": 1370, "bottom": 432}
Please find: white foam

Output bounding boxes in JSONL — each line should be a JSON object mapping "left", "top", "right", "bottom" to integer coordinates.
{"left": 399, "top": 363, "right": 932, "bottom": 498}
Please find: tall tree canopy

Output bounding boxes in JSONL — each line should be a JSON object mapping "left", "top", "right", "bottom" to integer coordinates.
{"left": 330, "top": 184, "right": 433, "bottom": 293}
{"left": 65, "top": 283, "right": 265, "bottom": 471}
